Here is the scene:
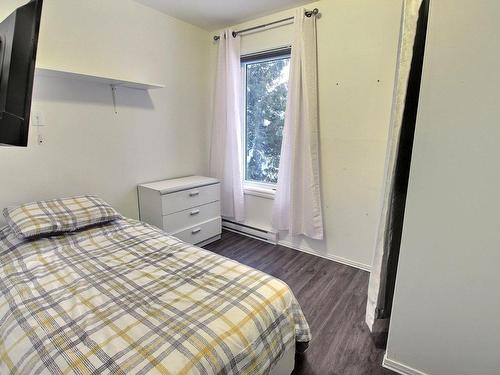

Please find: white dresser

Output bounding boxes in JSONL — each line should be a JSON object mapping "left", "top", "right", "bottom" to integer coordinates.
{"left": 138, "top": 176, "right": 221, "bottom": 246}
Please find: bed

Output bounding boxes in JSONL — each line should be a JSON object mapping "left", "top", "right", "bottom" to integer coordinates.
{"left": 0, "top": 196, "right": 310, "bottom": 374}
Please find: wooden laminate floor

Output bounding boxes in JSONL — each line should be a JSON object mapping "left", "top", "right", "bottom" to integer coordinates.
{"left": 204, "top": 231, "right": 395, "bottom": 375}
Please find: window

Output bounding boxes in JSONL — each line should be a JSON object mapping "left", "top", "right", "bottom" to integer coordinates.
{"left": 242, "top": 48, "right": 291, "bottom": 190}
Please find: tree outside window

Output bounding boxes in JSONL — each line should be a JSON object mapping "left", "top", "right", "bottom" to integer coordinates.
{"left": 243, "top": 52, "right": 290, "bottom": 186}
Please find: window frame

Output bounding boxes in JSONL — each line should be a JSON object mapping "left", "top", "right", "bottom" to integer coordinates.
{"left": 241, "top": 47, "right": 292, "bottom": 198}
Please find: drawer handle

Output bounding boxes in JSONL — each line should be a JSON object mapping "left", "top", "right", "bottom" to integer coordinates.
{"left": 189, "top": 191, "right": 200, "bottom": 197}
{"left": 190, "top": 209, "right": 200, "bottom": 216}
{"left": 192, "top": 228, "right": 202, "bottom": 234}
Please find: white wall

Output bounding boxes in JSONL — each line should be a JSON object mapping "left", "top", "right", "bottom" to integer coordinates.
{"left": 210, "top": 0, "right": 403, "bottom": 269}
{"left": 0, "top": 0, "right": 211, "bottom": 222}
{"left": 385, "top": 1, "right": 500, "bottom": 374}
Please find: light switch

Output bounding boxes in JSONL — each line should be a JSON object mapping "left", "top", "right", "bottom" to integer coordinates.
{"left": 32, "top": 111, "right": 45, "bottom": 127}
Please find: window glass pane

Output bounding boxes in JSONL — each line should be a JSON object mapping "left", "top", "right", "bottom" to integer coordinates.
{"left": 245, "top": 56, "right": 290, "bottom": 185}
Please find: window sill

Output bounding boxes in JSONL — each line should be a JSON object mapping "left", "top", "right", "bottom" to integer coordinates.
{"left": 243, "top": 185, "right": 276, "bottom": 200}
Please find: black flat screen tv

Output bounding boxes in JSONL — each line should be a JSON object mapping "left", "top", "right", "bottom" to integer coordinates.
{"left": 0, "top": 0, "right": 43, "bottom": 147}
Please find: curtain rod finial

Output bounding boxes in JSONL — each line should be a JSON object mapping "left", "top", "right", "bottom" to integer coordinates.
{"left": 305, "top": 8, "right": 320, "bottom": 17}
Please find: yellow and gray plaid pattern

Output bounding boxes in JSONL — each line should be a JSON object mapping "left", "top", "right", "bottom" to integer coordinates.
{"left": 3, "top": 195, "right": 120, "bottom": 239}
{"left": 0, "top": 217, "right": 310, "bottom": 374}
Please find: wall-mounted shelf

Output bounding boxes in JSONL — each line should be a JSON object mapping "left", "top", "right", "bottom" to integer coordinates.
{"left": 35, "top": 67, "right": 165, "bottom": 90}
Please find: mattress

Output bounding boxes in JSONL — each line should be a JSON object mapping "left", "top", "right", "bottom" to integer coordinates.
{"left": 0, "top": 217, "right": 310, "bottom": 374}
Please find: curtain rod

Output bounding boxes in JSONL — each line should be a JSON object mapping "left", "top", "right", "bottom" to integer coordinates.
{"left": 213, "top": 8, "right": 319, "bottom": 41}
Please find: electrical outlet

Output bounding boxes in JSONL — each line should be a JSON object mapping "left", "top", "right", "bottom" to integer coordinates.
{"left": 37, "top": 133, "right": 44, "bottom": 145}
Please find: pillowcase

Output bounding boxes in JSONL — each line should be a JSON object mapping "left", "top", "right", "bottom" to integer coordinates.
{"left": 3, "top": 195, "right": 120, "bottom": 239}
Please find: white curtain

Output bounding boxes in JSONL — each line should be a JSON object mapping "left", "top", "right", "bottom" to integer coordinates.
{"left": 272, "top": 9, "right": 323, "bottom": 240}
{"left": 366, "top": 0, "right": 423, "bottom": 332}
{"left": 209, "top": 30, "right": 245, "bottom": 222}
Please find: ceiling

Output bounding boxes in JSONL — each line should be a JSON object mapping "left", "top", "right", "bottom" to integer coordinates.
{"left": 133, "top": 0, "right": 315, "bottom": 31}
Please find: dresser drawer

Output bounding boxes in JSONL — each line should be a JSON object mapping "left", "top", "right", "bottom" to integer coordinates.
{"left": 163, "top": 201, "right": 220, "bottom": 233}
{"left": 161, "top": 183, "right": 220, "bottom": 215}
{"left": 172, "top": 217, "right": 222, "bottom": 245}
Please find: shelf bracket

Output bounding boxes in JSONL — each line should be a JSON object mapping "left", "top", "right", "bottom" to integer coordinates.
{"left": 110, "top": 84, "right": 118, "bottom": 114}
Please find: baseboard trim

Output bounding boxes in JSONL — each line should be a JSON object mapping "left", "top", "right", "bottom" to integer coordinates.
{"left": 220, "top": 222, "right": 372, "bottom": 272}
{"left": 278, "top": 239, "right": 372, "bottom": 272}
{"left": 383, "top": 354, "right": 429, "bottom": 375}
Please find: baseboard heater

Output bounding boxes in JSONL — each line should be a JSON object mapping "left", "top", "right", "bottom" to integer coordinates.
{"left": 222, "top": 220, "right": 278, "bottom": 245}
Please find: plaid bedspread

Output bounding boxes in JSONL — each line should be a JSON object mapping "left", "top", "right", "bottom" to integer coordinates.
{"left": 0, "top": 217, "right": 310, "bottom": 375}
